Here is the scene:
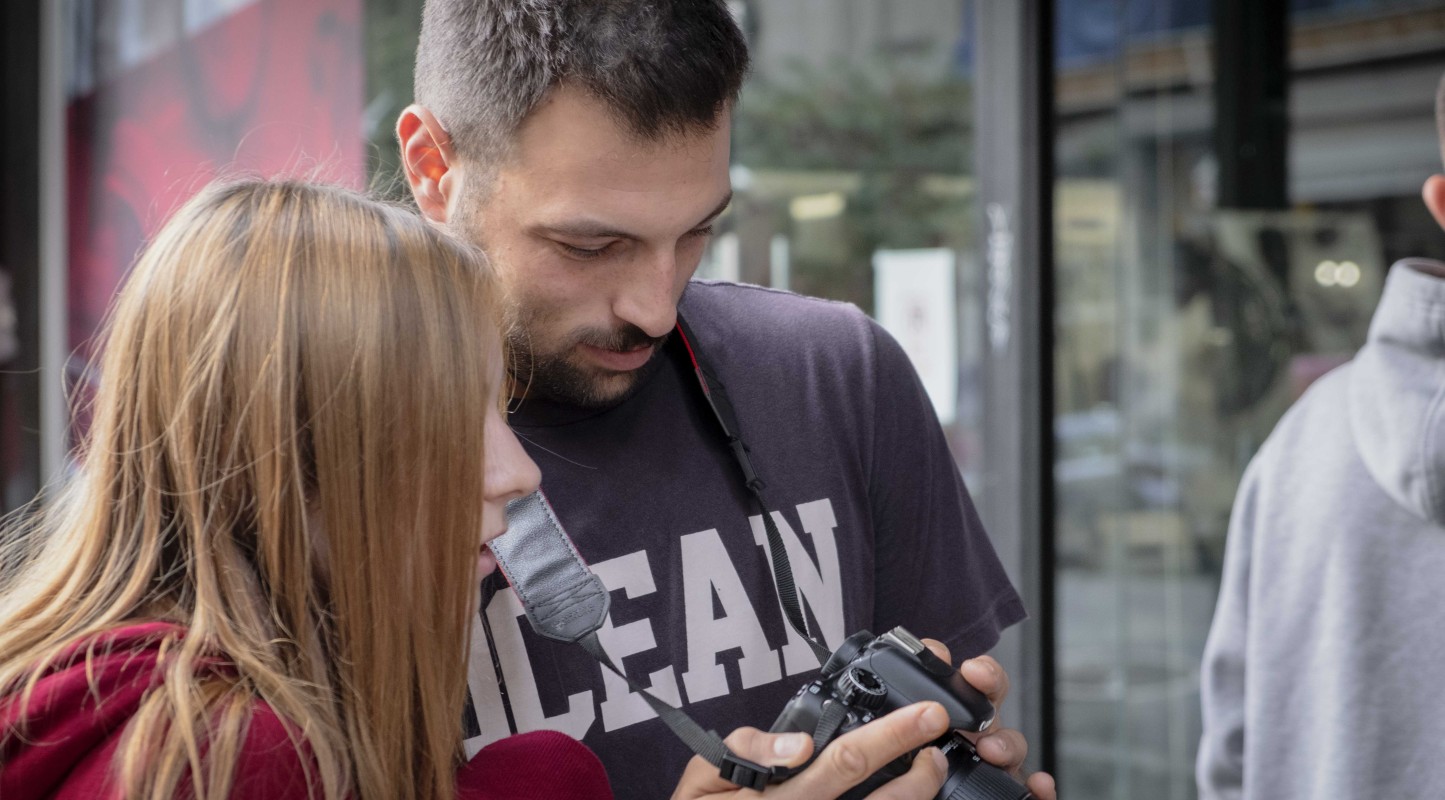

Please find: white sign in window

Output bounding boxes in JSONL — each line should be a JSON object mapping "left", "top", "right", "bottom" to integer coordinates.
{"left": 873, "top": 248, "right": 958, "bottom": 426}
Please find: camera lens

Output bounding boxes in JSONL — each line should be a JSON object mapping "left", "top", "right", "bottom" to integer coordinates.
{"left": 934, "top": 733, "right": 1034, "bottom": 800}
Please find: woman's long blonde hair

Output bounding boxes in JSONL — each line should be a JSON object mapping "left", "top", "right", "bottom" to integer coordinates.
{"left": 0, "top": 179, "right": 498, "bottom": 800}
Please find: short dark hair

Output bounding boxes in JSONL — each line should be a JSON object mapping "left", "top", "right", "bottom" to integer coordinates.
{"left": 414, "top": 0, "right": 749, "bottom": 165}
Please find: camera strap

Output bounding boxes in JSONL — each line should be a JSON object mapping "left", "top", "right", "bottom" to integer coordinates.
{"left": 491, "top": 490, "right": 775, "bottom": 790}
{"left": 490, "top": 313, "right": 834, "bottom": 790}
{"left": 673, "top": 315, "right": 834, "bottom": 665}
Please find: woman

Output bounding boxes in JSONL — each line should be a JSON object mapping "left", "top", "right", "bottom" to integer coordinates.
{"left": 0, "top": 180, "right": 951, "bottom": 800}
{"left": 0, "top": 179, "right": 590, "bottom": 800}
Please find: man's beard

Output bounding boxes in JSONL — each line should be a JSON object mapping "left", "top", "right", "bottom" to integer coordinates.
{"left": 507, "top": 321, "right": 670, "bottom": 408}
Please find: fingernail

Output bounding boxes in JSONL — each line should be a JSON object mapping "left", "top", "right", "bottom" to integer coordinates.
{"left": 988, "top": 736, "right": 1010, "bottom": 758}
{"left": 774, "top": 733, "right": 807, "bottom": 758}
{"left": 920, "top": 703, "right": 948, "bottom": 733}
{"left": 928, "top": 747, "right": 947, "bottom": 773}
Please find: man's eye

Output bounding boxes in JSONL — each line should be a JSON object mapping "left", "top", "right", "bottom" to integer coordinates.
{"left": 560, "top": 242, "right": 607, "bottom": 260}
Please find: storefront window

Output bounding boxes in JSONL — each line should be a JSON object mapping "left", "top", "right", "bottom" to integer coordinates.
{"left": 725, "top": 0, "right": 993, "bottom": 491}
{"left": 364, "top": 0, "right": 423, "bottom": 197}
{"left": 63, "top": 0, "right": 366, "bottom": 444}
{"left": 1053, "top": 0, "right": 1445, "bottom": 795}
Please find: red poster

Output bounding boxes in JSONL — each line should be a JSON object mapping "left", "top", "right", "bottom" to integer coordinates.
{"left": 65, "top": 0, "right": 365, "bottom": 425}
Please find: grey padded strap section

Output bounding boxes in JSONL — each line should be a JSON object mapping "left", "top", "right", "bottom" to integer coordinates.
{"left": 491, "top": 491, "right": 611, "bottom": 644}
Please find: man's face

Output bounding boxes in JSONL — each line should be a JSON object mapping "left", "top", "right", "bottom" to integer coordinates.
{"left": 454, "top": 85, "right": 733, "bottom": 407}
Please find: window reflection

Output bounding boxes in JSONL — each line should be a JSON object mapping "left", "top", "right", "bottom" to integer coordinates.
{"left": 725, "top": 1, "right": 990, "bottom": 485}
{"left": 1055, "top": 0, "right": 1445, "bottom": 796}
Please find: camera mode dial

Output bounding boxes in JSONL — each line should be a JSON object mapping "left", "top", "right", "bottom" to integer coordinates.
{"left": 836, "top": 667, "right": 887, "bottom": 712}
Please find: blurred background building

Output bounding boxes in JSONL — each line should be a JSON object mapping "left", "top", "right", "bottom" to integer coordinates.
{"left": 2, "top": 1, "right": 1444, "bottom": 797}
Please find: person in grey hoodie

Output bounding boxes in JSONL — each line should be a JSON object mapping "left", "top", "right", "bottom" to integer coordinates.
{"left": 1197, "top": 73, "right": 1445, "bottom": 799}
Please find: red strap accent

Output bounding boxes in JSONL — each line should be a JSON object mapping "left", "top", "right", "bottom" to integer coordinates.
{"left": 675, "top": 322, "right": 703, "bottom": 372}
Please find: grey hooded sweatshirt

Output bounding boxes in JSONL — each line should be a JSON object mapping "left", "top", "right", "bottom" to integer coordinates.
{"left": 1198, "top": 258, "right": 1445, "bottom": 799}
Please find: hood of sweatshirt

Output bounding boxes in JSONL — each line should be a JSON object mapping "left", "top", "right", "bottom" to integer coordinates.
{"left": 0, "top": 622, "right": 182, "bottom": 800}
{"left": 1349, "top": 258, "right": 1445, "bottom": 526}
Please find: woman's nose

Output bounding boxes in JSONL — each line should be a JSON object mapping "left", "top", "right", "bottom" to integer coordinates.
{"left": 485, "top": 414, "right": 542, "bottom": 502}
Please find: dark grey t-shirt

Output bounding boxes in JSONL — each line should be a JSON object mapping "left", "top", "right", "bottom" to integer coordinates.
{"left": 463, "top": 281, "right": 1025, "bottom": 798}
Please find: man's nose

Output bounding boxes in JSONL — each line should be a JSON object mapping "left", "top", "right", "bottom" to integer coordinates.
{"left": 612, "top": 251, "right": 682, "bottom": 339}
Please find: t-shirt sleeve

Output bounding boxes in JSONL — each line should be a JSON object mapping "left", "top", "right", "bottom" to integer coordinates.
{"left": 864, "top": 320, "right": 1027, "bottom": 659}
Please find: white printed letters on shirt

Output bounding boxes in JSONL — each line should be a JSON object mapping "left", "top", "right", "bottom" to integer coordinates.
{"left": 464, "top": 497, "right": 845, "bottom": 751}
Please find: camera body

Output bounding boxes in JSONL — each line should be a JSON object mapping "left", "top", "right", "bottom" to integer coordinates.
{"left": 769, "top": 627, "right": 1034, "bottom": 800}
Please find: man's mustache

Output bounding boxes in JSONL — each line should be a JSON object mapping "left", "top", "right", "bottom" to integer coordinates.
{"left": 573, "top": 324, "right": 669, "bottom": 352}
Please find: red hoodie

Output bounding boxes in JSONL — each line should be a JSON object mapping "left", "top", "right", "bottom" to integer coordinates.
{"left": 0, "top": 623, "right": 612, "bottom": 799}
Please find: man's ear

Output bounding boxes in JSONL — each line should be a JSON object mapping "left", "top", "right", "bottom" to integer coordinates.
{"left": 1424, "top": 174, "right": 1445, "bottom": 233}
{"left": 398, "top": 105, "right": 461, "bottom": 224}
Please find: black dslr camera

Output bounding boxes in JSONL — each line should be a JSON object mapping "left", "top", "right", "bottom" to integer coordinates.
{"left": 769, "top": 627, "right": 1035, "bottom": 800}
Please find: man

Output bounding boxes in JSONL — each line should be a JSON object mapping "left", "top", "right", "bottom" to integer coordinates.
{"left": 1197, "top": 74, "right": 1445, "bottom": 799}
{"left": 398, "top": 2, "right": 1054, "bottom": 797}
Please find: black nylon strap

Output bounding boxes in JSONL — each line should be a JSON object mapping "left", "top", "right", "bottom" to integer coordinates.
{"left": 675, "top": 317, "right": 833, "bottom": 665}
{"left": 578, "top": 633, "right": 773, "bottom": 791}
{"left": 753, "top": 483, "right": 832, "bottom": 664}
{"left": 811, "top": 700, "right": 850, "bottom": 754}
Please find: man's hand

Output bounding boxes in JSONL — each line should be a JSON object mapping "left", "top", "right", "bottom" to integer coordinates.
{"left": 923, "top": 639, "right": 1058, "bottom": 800}
{"left": 671, "top": 701, "right": 951, "bottom": 800}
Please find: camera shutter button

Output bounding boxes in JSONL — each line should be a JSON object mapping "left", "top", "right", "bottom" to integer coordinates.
{"left": 836, "top": 667, "right": 888, "bottom": 712}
